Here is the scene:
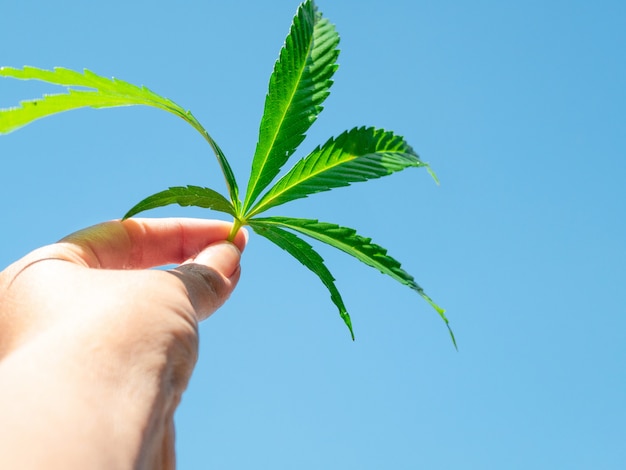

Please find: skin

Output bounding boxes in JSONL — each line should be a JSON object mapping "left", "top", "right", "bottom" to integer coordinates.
{"left": 0, "top": 218, "right": 248, "bottom": 470}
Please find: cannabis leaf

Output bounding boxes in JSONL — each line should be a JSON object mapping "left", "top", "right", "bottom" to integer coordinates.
{"left": 247, "top": 126, "right": 430, "bottom": 217}
{"left": 243, "top": 1, "right": 339, "bottom": 213}
{"left": 0, "top": 0, "right": 455, "bottom": 348}
{"left": 0, "top": 66, "right": 240, "bottom": 210}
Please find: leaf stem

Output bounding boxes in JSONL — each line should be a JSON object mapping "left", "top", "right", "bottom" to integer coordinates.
{"left": 181, "top": 110, "right": 241, "bottom": 213}
{"left": 228, "top": 217, "right": 244, "bottom": 242}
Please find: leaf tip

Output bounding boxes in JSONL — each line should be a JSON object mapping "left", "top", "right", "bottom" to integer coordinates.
{"left": 419, "top": 291, "right": 456, "bottom": 349}
{"left": 447, "top": 324, "right": 458, "bottom": 351}
{"left": 437, "top": 309, "right": 457, "bottom": 350}
{"left": 341, "top": 311, "right": 355, "bottom": 341}
{"left": 426, "top": 165, "right": 440, "bottom": 185}
{"left": 121, "top": 208, "right": 134, "bottom": 221}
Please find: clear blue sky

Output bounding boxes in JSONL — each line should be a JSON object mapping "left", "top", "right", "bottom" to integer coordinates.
{"left": 2, "top": 1, "right": 625, "bottom": 468}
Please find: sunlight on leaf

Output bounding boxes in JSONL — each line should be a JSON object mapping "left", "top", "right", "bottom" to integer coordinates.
{"left": 0, "top": 66, "right": 240, "bottom": 206}
{"left": 248, "top": 126, "right": 431, "bottom": 216}
{"left": 243, "top": 0, "right": 339, "bottom": 212}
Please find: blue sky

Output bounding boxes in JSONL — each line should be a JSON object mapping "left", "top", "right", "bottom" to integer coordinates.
{"left": 2, "top": 1, "right": 625, "bottom": 468}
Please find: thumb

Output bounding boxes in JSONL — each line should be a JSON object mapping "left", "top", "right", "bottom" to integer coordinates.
{"left": 192, "top": 241, "right": 242, "bottom": 280}
{"left": 170, "top": 242, "right": 243, "bottom": 321}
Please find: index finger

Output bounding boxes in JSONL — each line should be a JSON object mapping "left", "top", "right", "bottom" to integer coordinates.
{"left": 58, "top": 218, "right": 248, "bottom": 269}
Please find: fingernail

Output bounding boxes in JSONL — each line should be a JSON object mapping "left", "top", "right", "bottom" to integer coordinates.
{"left": 241, "top": 227, "right": 250, "bottom": 248}
{"left": 193, "top": 242, "right": 241, "bottom": 278}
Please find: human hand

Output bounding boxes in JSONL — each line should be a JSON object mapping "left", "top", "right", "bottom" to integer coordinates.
{"left": 0, "top": 218, "right": 247, "bottom": 470}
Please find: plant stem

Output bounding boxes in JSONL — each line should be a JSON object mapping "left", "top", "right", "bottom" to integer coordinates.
{"left": 228, "top": 218, "right": 243, "bottom": 242}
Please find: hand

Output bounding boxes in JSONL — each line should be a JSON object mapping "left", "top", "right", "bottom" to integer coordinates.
{"left": 0, "top": 218, "right": 247, "bottom": 470}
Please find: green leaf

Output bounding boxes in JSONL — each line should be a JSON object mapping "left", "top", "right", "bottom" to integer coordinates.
{"left": 249, "top": 219, "right": 354, "bottom": 340}
{"left": 242, "top": 0, "right": 339, "bottom": 212}
{"left": 1, "top": 2, "right": 452, "bottom": 347}
{"left": 0, "top": 66, "right": 240, "bottom": 206}
{"left": 248, "top": 127, "right": 430, "bottom": 216}
{"left": 123, "top": 186, "right": 235, "bottom": 220}
{"left": 252, "top": 216, "right": 456, "bottom": 348}
{"left": 0, "top": 66, "right": 184, "bottom": 133}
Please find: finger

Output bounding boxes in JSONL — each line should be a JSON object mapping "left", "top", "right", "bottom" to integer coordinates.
{"left": 57, "top": 218, "right": 248, "bottom": 269}
{"left": 169, "top": 242, "right": 242, "bottom": 320}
